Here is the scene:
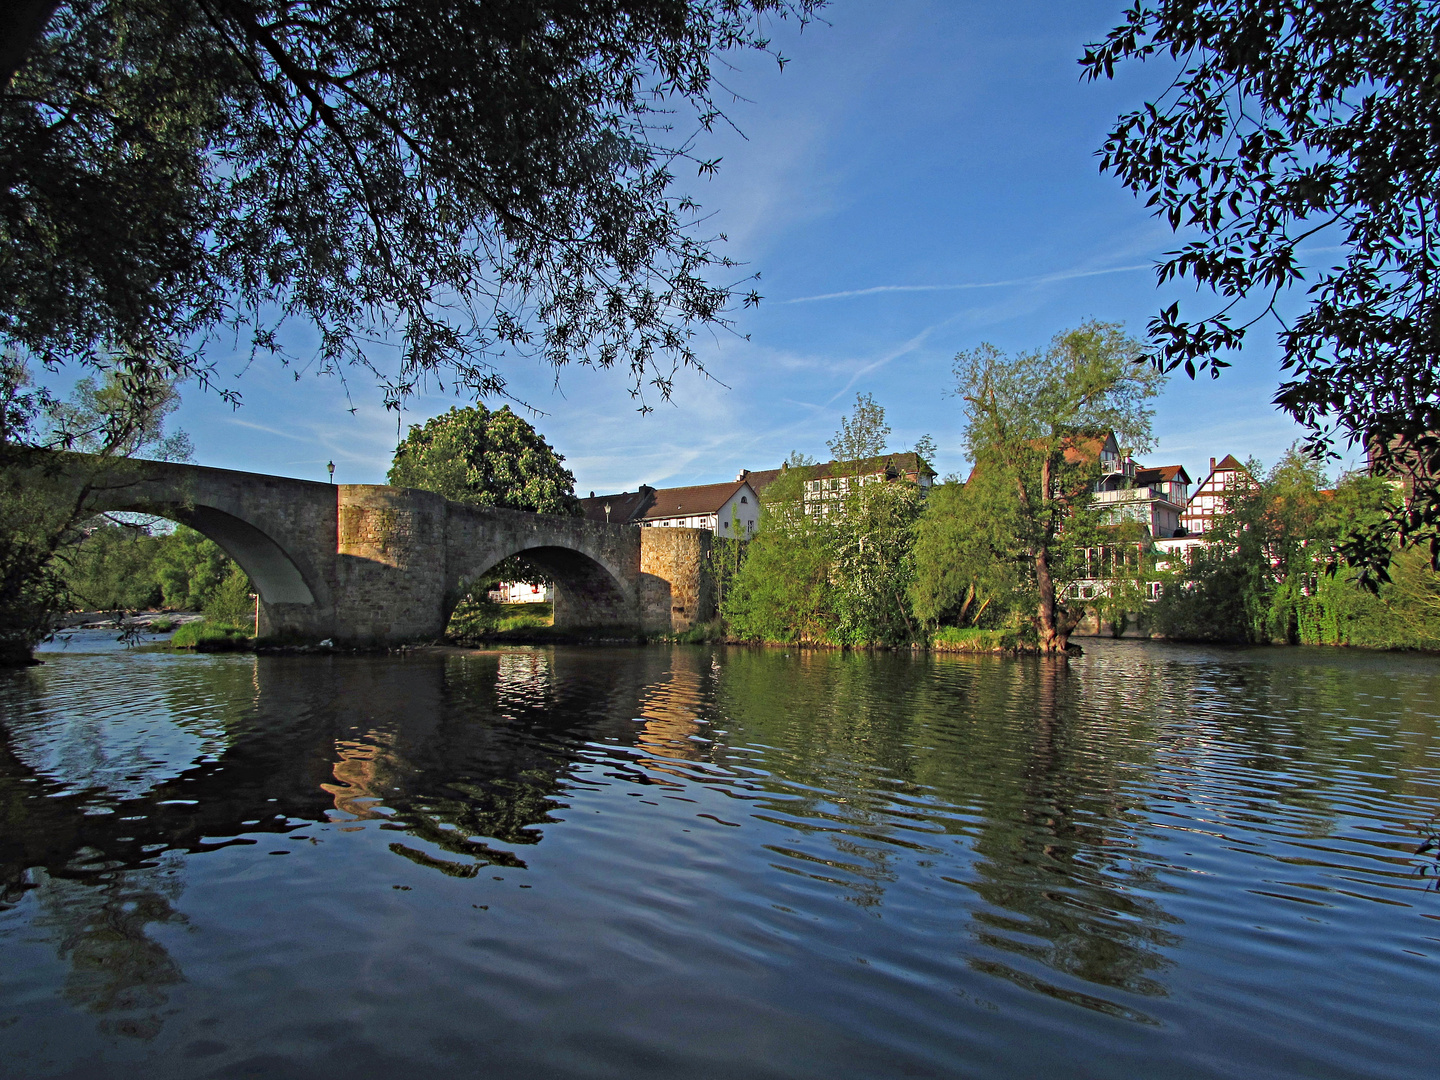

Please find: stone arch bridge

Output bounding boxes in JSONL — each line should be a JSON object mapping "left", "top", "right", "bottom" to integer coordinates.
{"left": 78, "top": 459, "right": 713, "bottom": 644}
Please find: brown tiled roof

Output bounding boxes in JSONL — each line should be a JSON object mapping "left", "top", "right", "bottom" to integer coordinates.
{"left": 579, "top": 488, "right": 654, "bottom": 525}
{"left": 742, "top": 467, "right": 787, "bottom": 494}
{"left": 1135, "top": 464, "right": 1191, "bottom": 485}
{"left": 635, "top": 480, "right": 753, "bottom": 520}
{"left": 579, "top": 480, "right": 755, "bottom": 524}
{"left": 1215, "top": 454, "right": 1246, "bottom": 471}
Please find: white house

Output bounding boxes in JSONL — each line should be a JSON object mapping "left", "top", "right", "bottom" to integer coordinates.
{"left": 580, "top": 478, "right": 760, "bottom": 537}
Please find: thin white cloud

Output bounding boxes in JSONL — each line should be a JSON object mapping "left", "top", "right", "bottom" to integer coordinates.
{"left": 782, "top": 263, "right": 1152, "bottom": 304}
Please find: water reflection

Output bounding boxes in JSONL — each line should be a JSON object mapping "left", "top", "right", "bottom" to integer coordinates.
{"left": 1, "top": 642, "right": 1438, "bottom": 1077}
{"left": 25, "top": 863, "right": 187, "bottom": 1040}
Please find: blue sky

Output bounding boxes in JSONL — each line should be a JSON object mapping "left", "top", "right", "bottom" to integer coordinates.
{"left": 168, "top": 0, "right": 1358, "bottom": 494}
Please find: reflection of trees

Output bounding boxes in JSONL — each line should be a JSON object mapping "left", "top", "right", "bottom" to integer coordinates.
{"left": 8, "top": 639, "right": 1438, "bottom": 1043}
{"left": 713, "top": 648, "right": 1182, "bottom": 1007}
{"left": 955, "top": 657, "right": 1179, "bottom": 1015}
{"left": 26, "top": 863, "right": 187, "bottom": 1040}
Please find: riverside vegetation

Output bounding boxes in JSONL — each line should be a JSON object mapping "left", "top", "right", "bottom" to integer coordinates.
{"left": 719, "top": 325, "right": 1440, "bottom": 655}
{"left": 41, "top": 322, "right": 1440, "bottom": 656}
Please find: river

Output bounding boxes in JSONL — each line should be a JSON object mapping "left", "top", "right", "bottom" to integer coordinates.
{"left": 2, "top": 638, "right": 1438, "bottom": 1078}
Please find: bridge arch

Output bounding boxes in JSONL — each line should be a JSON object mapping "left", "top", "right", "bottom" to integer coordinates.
{"left": 447, "top": 542, "right": 634, "bottom": 630}
{"left": 165, "top": 505, "right": 315, "bottom": 605}
{"left": 85, "top": 493, "right": 318, "bottom": 608}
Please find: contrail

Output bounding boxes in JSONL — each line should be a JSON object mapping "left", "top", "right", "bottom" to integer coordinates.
{"left": 781, "top": 263, "right": 1152, "bottom": 304}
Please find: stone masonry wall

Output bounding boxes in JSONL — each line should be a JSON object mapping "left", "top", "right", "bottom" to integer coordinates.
{"left": 639, "top": 527, "right": 714, "bottom": 633}
{"left": 67, "top": 456, "right": 714, "bottom": 645}
{"left": 334, "top": 486, "right": 450, "bottom": 643}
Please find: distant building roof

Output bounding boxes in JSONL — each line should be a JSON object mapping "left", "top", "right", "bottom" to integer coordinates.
{"left": 582, "top": 452, "right": 935, "bottom": 524}
{"left": 579, "top": 487, "right": 654, "bottom": 525}
{"left": 1135, "top": 464, "right": 1191, "bottom": 485}
{"left": 742, "top": 467, "right": 787, "bottom": 494}
{"left": 579, "top": 480, "right": 755, "bottom": 524}
{"left": 805, "top": 451, "right": 936, "bottom": 482}
{"left": 636, "top": 480, "right": 753, "bottom": 521}
{"left": 738, "top": 452, "right": 933, "bottom": 498}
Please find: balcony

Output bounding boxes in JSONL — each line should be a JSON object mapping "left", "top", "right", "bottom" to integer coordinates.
{"left": 1091, "top": 485, "right": 1185, "bottom": 508}
{"left": 1099, "top": 455, "right": 1136, "bottom": 481}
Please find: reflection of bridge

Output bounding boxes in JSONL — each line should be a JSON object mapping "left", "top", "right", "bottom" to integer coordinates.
{"left": 81, "top": 459, "right": 714, "bottom": 644}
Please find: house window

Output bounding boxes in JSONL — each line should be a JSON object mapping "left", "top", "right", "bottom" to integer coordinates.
{"left": 740, "top": 495, "right": 748, "bottom": 504}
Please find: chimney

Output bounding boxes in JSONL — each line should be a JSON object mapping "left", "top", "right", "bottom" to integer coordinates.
{"left": 736, "top": 469, "right": 749, "bottom": 481}
{"left": 1210, "top": 457, "right": 1216, "bottom": 474}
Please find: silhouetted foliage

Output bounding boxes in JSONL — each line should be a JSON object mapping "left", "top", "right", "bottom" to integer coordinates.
{"left": 1083, "top": 0, "right": 1440, "bottom": 579}
{"left": 3, "top": 0, "right": 823, "bottom": 410}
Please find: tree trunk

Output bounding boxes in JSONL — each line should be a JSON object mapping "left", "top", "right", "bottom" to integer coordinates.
{"left": 1034, "top": 547, "right": 1067, "bottom": 653}
{"left": 1032, "top": 454, "right": 1068, "bottom": 653}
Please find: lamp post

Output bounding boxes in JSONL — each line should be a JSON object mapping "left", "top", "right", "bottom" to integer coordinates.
{"left": 604, "top": 502, "right": 611, "bottom": 523}
{"left": 327, "top": 460, "right": 335, "bottom": 484}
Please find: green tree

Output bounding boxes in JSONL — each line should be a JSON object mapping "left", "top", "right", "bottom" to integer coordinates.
{"left": 0, "top": 357, "right": 189, "bottom": 664}
{"left": 62, "top": 523, "right": 161, "bottom": 611}
{"left": 3, "top": 0, "right": 822, "bottom": 410}
{"left": 388, "top": 405, "right": 582, "bottom": 516}
{"left": 952, "top": 322, "right": 1165, "bottom": 653}
{"left": 723, "top": 401, "right": 924, "bottom": 646}
{"left": 721, "top": 462, "right": 834, "bottom": 642}
{"left": 153, "top": 526, "right": 237, "bottom": 611}
{"left": 203, "top": 563, "right": 255, "bottom": 627}
{"left": 910, "top": 480, "right": 1013, "bottom": 630}
{"left": 1082, "top": 1, "right": 1440, "bottom": 578}
{"left": 827, "top": 473, "right": 922, "bottom": 644}
{"left": 828, "top": 392, "right": 891, "bottom": 463}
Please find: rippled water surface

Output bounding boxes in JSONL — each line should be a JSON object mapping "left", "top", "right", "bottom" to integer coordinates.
{"left": 3, "top": 640, "right": 1440, "bottom": 1078}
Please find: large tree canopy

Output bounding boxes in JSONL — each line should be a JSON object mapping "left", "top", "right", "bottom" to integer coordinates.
{"left": 1082, "top": 0, "right": 1440, "bottom": 564}
{"left": 388, "top": 404, "right": 582, "bottom": 516}
{"left": 953, "top": 322, "right": 1164, "bottom": 653}
{"left": 2, "top": 0, "right": 821, "bottom": 410}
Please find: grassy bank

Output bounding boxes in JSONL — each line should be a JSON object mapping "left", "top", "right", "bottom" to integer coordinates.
{"left": 170, "top": 621, "right": 253, "bottom": 652}
{"left": 446, "top": 600, "right": 561, "bottom": 643}
{"left": 928, "top": 627, "right": 1020, "bottom": 653}
{"left": 661, "top": 623, "right": 1030, "bottom": 653}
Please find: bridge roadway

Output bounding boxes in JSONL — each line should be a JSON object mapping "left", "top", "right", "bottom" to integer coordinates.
{"left": 78, "top": 459, "right": 713, "bottom": 644}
